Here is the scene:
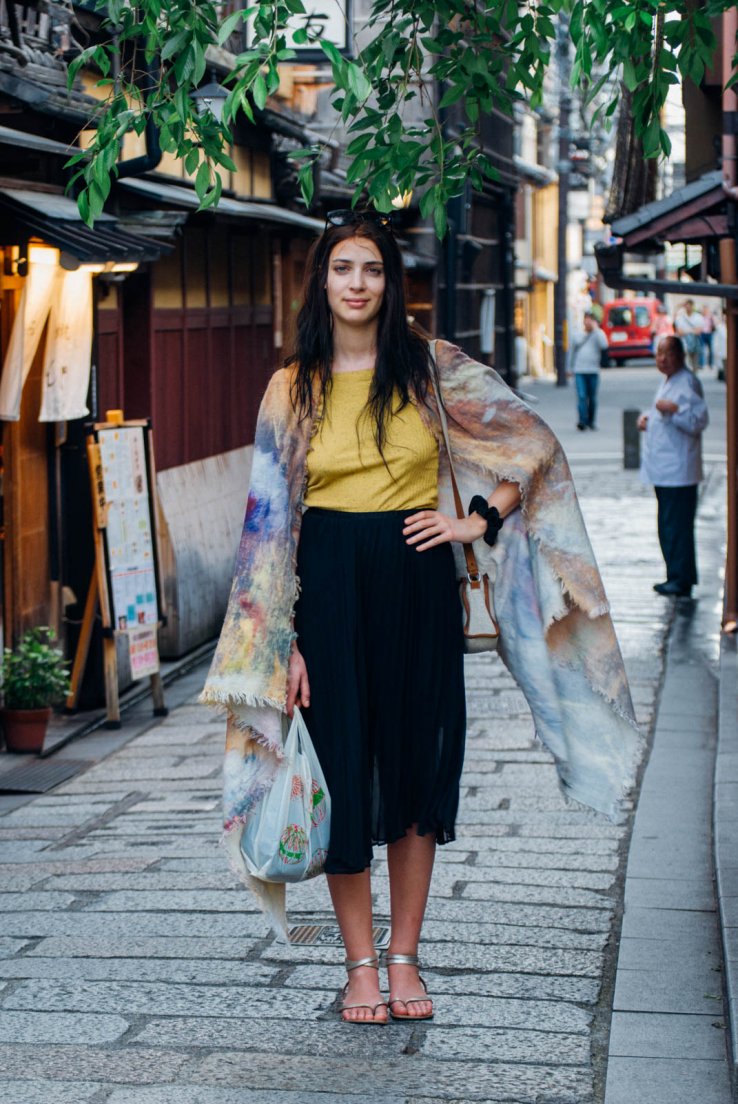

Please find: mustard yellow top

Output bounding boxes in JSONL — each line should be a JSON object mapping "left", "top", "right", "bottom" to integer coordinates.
{"left": 304, "top": 369, "right": 439, "bottom": 511}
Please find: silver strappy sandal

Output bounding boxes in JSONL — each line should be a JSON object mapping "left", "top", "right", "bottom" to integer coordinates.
{"left": 386, "top": 952, "right": 434, "bottom": 1021}
{"left": 339, "top": 954, "right": 388, "bottom": 1025}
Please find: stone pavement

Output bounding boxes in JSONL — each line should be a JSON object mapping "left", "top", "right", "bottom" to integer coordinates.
{"left": 603, "top": 454, "right": 731, "bottom": 1103}
{"left": 0, "top": 366, "right": 731, "bottom": 1104}
{"left": 717, "top": 622, "right": 738, "bottom": 1090}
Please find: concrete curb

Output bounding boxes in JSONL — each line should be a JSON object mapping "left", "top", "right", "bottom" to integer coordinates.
{"left": 715, "top": 627, "right": 738, "bottom": 1095}
{"left": 602, "top": 464, "right": 734, "bottom": 1104}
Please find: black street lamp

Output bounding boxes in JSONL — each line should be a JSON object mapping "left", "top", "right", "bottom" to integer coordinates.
{"left": 554, "top": 18, "right": 570, "bottom": 388}
{"left": 190, "top": 79, "right": 228, "bottom": 123}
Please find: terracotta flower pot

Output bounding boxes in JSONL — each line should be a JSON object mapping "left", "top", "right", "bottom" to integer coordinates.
{"left": 1, "top": 706, "right": 51, "bottom": 754}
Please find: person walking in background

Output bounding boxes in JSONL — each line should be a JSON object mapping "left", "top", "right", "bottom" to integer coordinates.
{"left": 700, "top": 306, "right": 716, "bottom": 369}
{"left": 650, "top": 302, "right": 674, "bottom": 354}
{"left": 638, "top": 335, "right": 709, "bottom": 598}
{"left": 715, "top": 311, "right": 728, "bottom": 382}
{"left": 674, "top": 299, "right": 703, "bottom": 371}
{"left": 569, "top": 311, "right": 608, "bottom": 430}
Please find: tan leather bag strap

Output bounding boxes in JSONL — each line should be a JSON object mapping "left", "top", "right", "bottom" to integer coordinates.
{"left": 428, "top": 340, "right": 481, "bottom": 582}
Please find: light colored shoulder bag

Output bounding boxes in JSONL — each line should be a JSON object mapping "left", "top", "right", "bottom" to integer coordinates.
{"left": 428, "top": 341, "right": 500, "bottom": 653}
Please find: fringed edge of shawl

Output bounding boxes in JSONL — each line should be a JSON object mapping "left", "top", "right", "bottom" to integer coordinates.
{"left": 557, "top": 778, "right": 629, "bottom": 826}
{"left": 220, "top": 823, "right": 289, "bottom": 942}
{"left": 199, "top": 685, "right": 285, "bottom": 711}
{"left": 579, "top": 669, "right": 646, "bottom": 805}
{"left": 529, "top": 666, "right": 646, "bottom": 826}
{"left": 198, "top": 692, "right": 287, "bottom": 766}
{"left": 557, "top": 736, "right": 644, "bottom": 825}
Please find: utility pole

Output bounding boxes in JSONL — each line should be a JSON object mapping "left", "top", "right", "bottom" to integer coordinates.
{"left": 554, "top": 18, "right": 570, "bottom": 387}
{"left": 721, "top": 5, "right": 738, "bottom": 625}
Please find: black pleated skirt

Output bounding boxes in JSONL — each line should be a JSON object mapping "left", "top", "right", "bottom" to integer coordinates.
{"left": 294, "top": 507, "right": 466, "bottom": 875}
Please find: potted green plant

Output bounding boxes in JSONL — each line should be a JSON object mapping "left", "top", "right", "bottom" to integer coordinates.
{"left": 1, "top": 627, "right": 70, "bottom": 753}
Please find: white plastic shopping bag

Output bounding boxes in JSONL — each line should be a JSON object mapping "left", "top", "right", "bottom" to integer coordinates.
{"left": 240, "top": 707, "right": 330, "bottom": 883}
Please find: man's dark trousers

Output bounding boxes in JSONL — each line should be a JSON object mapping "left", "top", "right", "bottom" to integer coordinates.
{"left": 654, "top": 485, "right": 698, "bottom": 589}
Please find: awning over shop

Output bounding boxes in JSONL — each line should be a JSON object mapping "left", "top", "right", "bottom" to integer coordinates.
{"left": 117, "top": 175, "right": 437, "bottom": 268}
{"left": 0, "top": 125, "right": 74, "bottom": 157}
{"left": 595, "top": 167, "right": 738, "bottom": 299}
{"left": 610, "top": 170, "right": 727, "bottom": 248}
{"left": 0, "top": 64, "right": 99, "bottom": 127}
{"left": 117, "top": 176, "right": 325, "bottom": 232}
{"left": 0, "top": 188, "right": 166, "bottom": 264}
{"left": 514, "top": 155, "right": 557, "bottom": 187}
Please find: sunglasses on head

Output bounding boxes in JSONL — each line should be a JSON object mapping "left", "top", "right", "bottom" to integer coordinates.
{"left": 325, "top": 209, "right": 394, "bottom": 231}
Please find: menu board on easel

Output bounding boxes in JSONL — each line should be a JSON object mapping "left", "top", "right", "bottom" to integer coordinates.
{"left": 66, "top": 415, "right": 167, "bottom": 727}
{"left": 97, "top": 426, "right": 160, "bottom": 670}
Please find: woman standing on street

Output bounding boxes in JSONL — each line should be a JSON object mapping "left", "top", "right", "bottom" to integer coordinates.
{"left": 202, "top": 210, "right": 642, "bottom": 1027}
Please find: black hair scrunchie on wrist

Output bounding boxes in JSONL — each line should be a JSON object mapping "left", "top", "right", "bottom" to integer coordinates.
{"left": 468, "top": 495, "right": 504, "bottom": 547}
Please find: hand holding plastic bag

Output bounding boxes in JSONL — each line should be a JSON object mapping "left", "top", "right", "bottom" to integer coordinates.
{"left": 240, "top": 707, "right": 330, "bottom": 883}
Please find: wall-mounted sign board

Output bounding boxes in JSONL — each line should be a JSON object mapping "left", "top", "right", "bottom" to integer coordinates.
{"left": 246, "top": 0, "right": 353, "bottom": 59}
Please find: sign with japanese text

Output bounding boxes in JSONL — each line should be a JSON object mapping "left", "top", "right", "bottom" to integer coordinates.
{"left": 246, "top": 0, "right": 352, "bottom": 58}
{"left": 88, "top": 442, "right": 107, "bottom": 529}
{"left": 97, "top": 426, "right": 159, "bottom": 633}
{"left": 128, "top": 626, "right": 160, "bottom": 679}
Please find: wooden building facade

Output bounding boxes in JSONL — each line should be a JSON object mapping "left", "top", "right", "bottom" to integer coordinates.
{"left": 0, "top": 1, "right": 326, "bottom": 697}
{"left": 432, "top": 102, "right": 518, "bottom": 385}
{"left": 95, "top": 220, "right": 276, "bottom": 471}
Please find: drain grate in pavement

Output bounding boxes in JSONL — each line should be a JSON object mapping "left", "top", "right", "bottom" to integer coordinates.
{"left": 0, "top": 758, "right": 92, "bottom": 793}
{"left": 289, "top": 923, "right": 390, "bottom": 947}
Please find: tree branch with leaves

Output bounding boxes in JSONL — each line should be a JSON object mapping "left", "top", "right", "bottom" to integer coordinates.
{"left": 67, "top": 0, "right": 737, "bottom": 233}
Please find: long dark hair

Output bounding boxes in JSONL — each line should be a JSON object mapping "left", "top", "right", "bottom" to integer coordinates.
{"left": 287, "top": 219, "right": 433, "bottom": 454}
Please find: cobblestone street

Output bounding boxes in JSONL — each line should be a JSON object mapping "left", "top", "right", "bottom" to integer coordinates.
{"left": 0, "top": 368, "right": 728, "bottom": 1103}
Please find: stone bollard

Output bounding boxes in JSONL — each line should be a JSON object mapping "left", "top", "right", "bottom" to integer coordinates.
{"left": 623, "top": 409, "right": 640, "bottom": 470}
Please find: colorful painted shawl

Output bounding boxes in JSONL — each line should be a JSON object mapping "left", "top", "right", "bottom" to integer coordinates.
{"left": 201, "top": 340, "right": 643, "bottom": 937}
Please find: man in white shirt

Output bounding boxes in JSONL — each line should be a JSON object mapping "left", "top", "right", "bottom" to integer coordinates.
{"left": 570, "top": 312, "right": 609, "bottom": 430}
{"left": 638, "top": 336, "right": 709, "bottom": 597}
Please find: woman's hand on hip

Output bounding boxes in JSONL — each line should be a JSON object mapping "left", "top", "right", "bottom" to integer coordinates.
{"left": 403, "top": 509, "right": 486, "bottom": 551}
{"left": 286, "top": 642, "right": 311, "bottom": 718}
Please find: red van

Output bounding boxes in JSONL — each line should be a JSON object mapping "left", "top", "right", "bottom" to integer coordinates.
{"left": 601, "top": 298, "right": 659, "bottom": 363}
